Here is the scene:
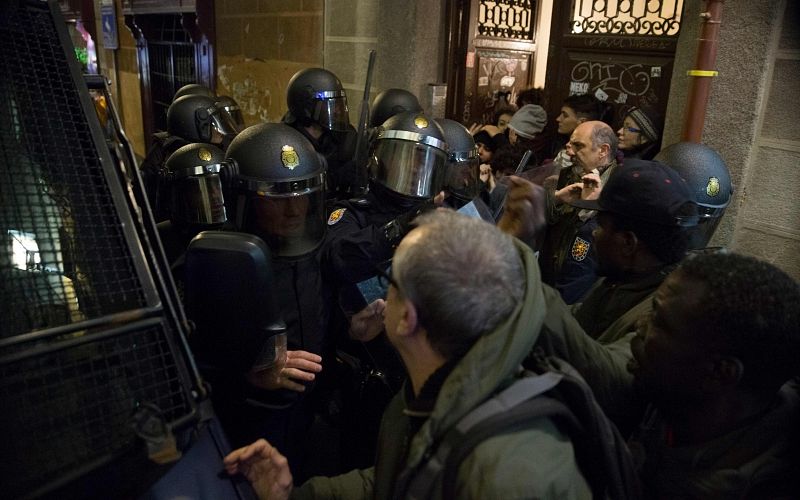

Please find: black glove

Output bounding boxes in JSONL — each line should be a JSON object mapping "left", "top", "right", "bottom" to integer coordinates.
{"left": 381, "top": 199, "right": 436, "bottom": 247}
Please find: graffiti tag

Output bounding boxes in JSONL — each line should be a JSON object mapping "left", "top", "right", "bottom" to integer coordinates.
{"left": 570, "top": 60, "right": 652, "bottom": 99}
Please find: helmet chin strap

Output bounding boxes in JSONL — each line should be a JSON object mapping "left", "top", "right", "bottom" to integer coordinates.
{"left": 235, "top": 193, "right": 248, "bottom": 231}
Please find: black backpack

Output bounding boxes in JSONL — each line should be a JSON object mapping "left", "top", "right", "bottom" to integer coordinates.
{"left": 400, "top": 351, "right": 642, "bottom": 500}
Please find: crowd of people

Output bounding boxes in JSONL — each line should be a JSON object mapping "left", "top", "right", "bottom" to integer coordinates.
{"left": 141, "top": 71, "right": 799, "bottom": 499}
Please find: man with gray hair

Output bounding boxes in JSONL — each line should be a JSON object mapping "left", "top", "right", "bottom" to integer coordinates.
{"left": 224, "top": 210, "right": 591, "bottom": 499}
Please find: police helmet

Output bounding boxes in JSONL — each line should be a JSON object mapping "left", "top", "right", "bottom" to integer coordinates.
{"left": 655, "top": 142, "right": 734, "bottom": 249}
{"left": 168, "top": 94, "right": 240, "bottom": 145}
{"left": 173, "top": 83, "right": 214, "bottom": 102}
{"left": 369, "top": 111, "right": 449, "bottom": 199}
{"left": 216, "top": 95, "right": 245, "bottom": 130}
{"left": 164, "top": 143, "right": 229, "bottom": 226}
{"left": 227, "top": 123, "right": 327, "bottom": 258}
{"left": 369, "top": 89, "right": 422, "bottom": 128}
{"left": 286, "top": 68, "right": 350, "bottom": 132}
{"left": 436, "top": 118, "right": 480, "bottom": 206}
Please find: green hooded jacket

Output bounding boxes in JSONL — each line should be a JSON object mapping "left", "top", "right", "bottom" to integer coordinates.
{"left": 292, "top": 240, "right": 591, "bottom": 499}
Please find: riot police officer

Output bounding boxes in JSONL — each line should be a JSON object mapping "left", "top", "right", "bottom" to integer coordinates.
{"left": 156, "top": 142, "right": 229, "bottom": 269}
{"left": 321, "top": 110, "right": 449, "bottom": 286}
{"left": 654, "top": 142, "right": 733, "bottom": 249}
{"left": 141, "top": 94, "right": 239, "bottom": 222}
{"left": 173, "top": 83, "right": 215, "bottom": 101}
{"left": 221, "top": 122, "right": 329, "bottom": 469}
{"left": 318, "top": 110, "right": 449, "bottom": 469}
{"left": 436, "top": 118, "right": 481, "bottom": 209}
{"left": 368, "top": 88, "right": 422, "bottom": 129}
{"left": 282, "top": 67, "right": 358, "bottom": 201}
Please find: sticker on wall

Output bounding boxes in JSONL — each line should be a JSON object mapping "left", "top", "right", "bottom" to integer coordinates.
{"left": 651, "top": 66, "right": 662, "bottom": 78}
{"left": 570, "top": 81, "right": 589, "bottom": 95}
{"left": 478, "top": 76, "right": 489, "bottom": 87}
{"left": 466, "top": 51, "right": 475, "bottom": 68}
{"left": 500, "top": 75, "right": 516, "bottom": 87}
{"left": 594, "top": 88, "right": 609, "bottom": 101}
{"left": 615, "top": 93, "right": 629, "bottom": 104}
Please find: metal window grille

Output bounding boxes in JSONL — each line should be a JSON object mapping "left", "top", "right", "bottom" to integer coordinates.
{"left": 145, "top": 14, "right": 196, "bottom": 133}
{"left": 478, "top": 0, "right": 536, "bottom": 41}
{"left": 571, "top": 0, "right": 683, "bottom": 36}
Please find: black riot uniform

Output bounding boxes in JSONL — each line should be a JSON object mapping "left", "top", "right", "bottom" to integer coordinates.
{"left": 219, "top": 123, "right": 329, "bottom": 470}
{"left": 282, "top": 67, "right": 358, "bottom": 202}
{"left": 322, "top": 111, "right": 449, "bottom": 287}
{"left": 318, "top": 110, "right": 448, "bottom": 470}
{"left": 140, "top": 93, "right": 240, "bottom": 222}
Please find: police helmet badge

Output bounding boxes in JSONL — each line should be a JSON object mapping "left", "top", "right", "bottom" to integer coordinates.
{"left": 706, "top": 176, "right": 720, "bottom": 197}
{"left": 327, "top": 208, "right": 346, "bottom": 225}
{"left": 198, "top": 147, "right": 212, "bottom": 161}
{"left": 571, "top": 236, "right": 590, "bottom": 262}
{"left": 281, "top": 145, "right": 300, "bottom": 170}
{"left": 414, "top": 115, "right": 429, "bottom": 129}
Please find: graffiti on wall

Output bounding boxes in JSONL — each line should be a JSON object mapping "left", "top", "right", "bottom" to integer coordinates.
{"left": 467, "top": 50, "right": 531, "bottom": 125}
{"left": 217, "top": 64, "right": 273, "bottom": 124}
{"left": 568, "top": 60, "right": 661, "bottom": 106}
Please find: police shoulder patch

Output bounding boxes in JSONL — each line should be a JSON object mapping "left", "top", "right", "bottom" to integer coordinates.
{"left": 327, "top": 208, "right": 346, "bottom": 225}
{"left": 571, "top": 236, "right": 590, "bottom": 262}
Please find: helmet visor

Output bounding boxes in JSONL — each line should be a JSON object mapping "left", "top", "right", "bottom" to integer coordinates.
{"left": 210, "top": 106, "right": 243, "bottom": 137}
{"left": 312, "top": 96, "right": 350, "bottom": 132}
{"left": 247, "top": 186, "right": 326, "bottom": 258}
{"left": 222, "top": 104, "right": 245, "bottom": 130}
{"left": 444, "top": 156, "right": 480, "bottom": 203}
{"left": 172, "top": 173, "right": 227, "bottom": 225}
{"left": 370, "top": 139, "right": 448, "bottom": 198}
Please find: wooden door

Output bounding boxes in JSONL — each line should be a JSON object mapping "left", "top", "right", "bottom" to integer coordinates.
{"left": 445, "top": 0, "right": 539, "bottom": 126}
{"left": 544, "top": 0, "right": 685, "bottom": 130}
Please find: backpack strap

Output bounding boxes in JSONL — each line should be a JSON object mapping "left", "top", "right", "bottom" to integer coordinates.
{"left": 441, "top": 395, "right": 582, "bottom": 500}
{"left": 529, "top": 354, "right": 643, "bottom": 500}
{"left": 403, "top": 371, "right": 563, "bottom": 500}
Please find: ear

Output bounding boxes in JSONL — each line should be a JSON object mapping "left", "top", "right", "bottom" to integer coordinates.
{"left": 395, "top": 298, "right": 419, "bottom": 338}
{"left": 617, "top": 230, "right": 639, "bottom": 257}
{"left": 598, "top": 142, "right": 611, "bottom": 160}
{"left": 702, "top": 356, "right": 744, "bottom": 392}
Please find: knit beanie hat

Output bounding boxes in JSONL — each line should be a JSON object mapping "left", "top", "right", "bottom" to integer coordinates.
{"left": 509, "top": 104, "right": 547, "bottom": 139}
{"left": 626, "top": 106, "right": 661, "bottom": 143}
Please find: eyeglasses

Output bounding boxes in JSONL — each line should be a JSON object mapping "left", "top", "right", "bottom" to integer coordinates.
{"left": 374, "top": 262, "right": 399, "bottom": 290}
{"left": 624, "top": 126, "right": 642, "bottom": 134}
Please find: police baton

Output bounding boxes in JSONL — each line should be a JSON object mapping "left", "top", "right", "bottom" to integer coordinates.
{"left": 353, "top": 49, "right": 377, "bottom": 194}
{"left": 493, "top": 149, "right": 532, "bottom": 221}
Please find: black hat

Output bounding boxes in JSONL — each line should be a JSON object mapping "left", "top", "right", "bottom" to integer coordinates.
{"left": 570, "top": 159, "right": 699, "bottom": 227}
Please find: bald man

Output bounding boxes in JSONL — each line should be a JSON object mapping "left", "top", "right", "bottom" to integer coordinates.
{"left": 539, "top": 121, "right": 619, "bottom": 304}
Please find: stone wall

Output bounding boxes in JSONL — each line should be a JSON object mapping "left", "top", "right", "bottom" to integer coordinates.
{"left": 215, "top": 0, "right": 323, "bottom": 127}
{"left": 664, "top": 0, "right": 799, "bottom": 279}
{"left": 216, "top": 0, "right": 447, "bottom": 129}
